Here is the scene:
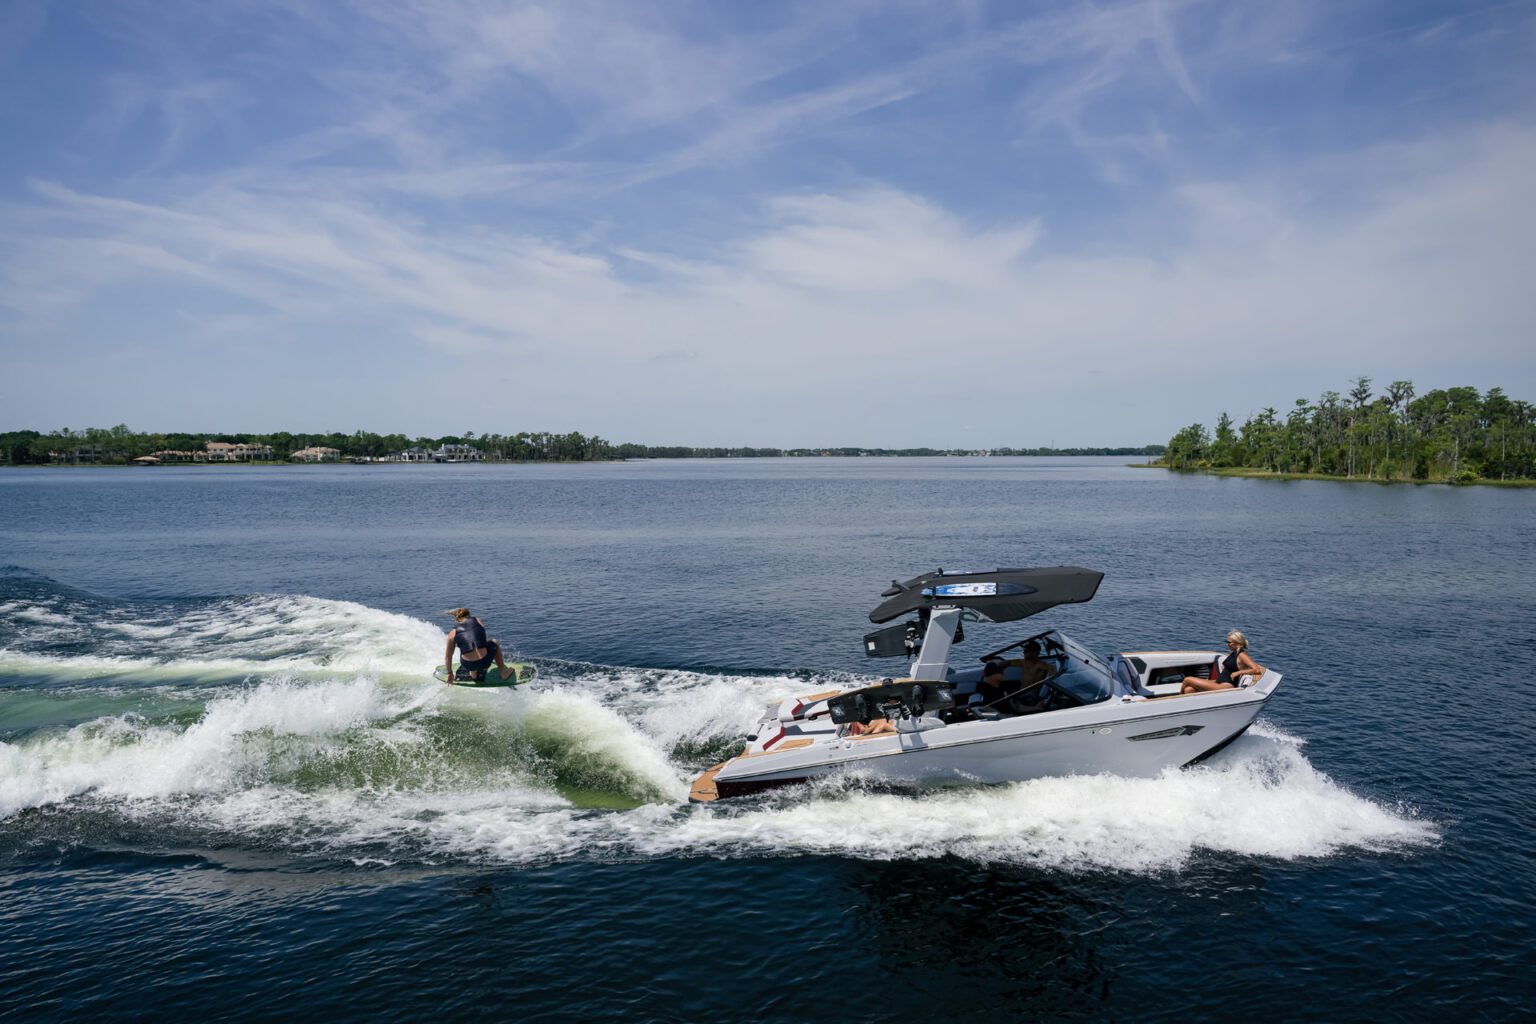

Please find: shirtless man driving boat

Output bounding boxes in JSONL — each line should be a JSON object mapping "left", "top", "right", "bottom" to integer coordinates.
{"left": 1002, "top": 642, "right": 1053, "bottom": 714}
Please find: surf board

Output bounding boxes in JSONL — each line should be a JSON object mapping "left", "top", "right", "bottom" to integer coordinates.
{"left": 434, "top": 663, "right": 537, "bottom": 687}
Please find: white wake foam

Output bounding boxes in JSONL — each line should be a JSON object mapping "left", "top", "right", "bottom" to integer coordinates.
{"left": 648, "top": 725, "right": 1435, "bottom": 871}
{"left": 0, "top": 593, "right": 448, "bottom": 684}
{"left": 0, "top": 678, "right": 1438, "bottom": 874}
{"left": 0, "top": 675, "right": 439, "bottom": 818}
{"left": 516, "top": 689, "right": 688, "bottom": 801}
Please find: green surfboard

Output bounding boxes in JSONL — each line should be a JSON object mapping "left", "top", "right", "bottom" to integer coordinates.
{"left": 434, "top": 663, "right": 537, "bottom": 687}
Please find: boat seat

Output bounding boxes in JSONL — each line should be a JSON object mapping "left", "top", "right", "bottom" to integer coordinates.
{"left": 1111, "top": 655, "right": 1156, "bottom": 698}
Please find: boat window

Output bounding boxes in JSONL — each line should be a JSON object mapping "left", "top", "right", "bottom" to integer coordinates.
{"left": 977, "top": 629, "right": 1115, "bottom": 706}
{"left": 1053, "top": 633, "right": 1113, "bottom": 675}
{"left": 1049, "top": 659, "right": 1114, "bottom": 705}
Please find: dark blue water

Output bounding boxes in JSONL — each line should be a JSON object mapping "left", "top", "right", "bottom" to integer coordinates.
{"left": 1, "top": 459, "right": 1532, "bottom": 1021}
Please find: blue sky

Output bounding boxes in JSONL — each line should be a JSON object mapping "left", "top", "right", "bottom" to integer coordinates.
{"left": 1, "top": 0, "right": 1532, "bottom": 446}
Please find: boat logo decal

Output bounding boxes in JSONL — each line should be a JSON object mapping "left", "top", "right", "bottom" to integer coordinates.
{"left": 923, "top": 581, "right": 1037, "bottom": 599}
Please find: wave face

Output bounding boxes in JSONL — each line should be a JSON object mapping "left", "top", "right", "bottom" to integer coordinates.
{"left": 0, "top": 579, "right": 1436, "bottom": 871}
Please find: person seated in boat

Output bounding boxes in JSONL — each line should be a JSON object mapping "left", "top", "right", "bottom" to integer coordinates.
{"left": 999, "top": 642, "right": 1052, "bottom": 714}
{"left": 974, "top": 660, "right": 1010, "bottom": 711}
{"left": 1014, "top": 641, "right": 1053, "bottom": 687}
{"left": 1181, "top": 631, "right": 1263, "bottom": 693}
{"left": 443, "top": 607, "right": 513, "bottom": 682}
{"left": 849, "top": 717, "right": 897, "bottom": 736}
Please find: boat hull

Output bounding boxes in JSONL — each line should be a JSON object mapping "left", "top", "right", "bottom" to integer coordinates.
{"left": 699, "top": 685, "right": 1274, "bottom": 801}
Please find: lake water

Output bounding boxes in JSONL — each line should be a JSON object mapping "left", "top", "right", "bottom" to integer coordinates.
{"left": 1, "top": 458, "right": 1532, "bottom": 1021}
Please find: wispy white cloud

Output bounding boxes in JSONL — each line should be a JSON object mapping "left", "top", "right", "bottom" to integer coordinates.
{"left": 6, "top": 114, "right": 1532, "bottom": 439}
{"left": 1150, "top": 0, "right": 1201, "bottom": 107}
{"left": 738, "top": 191, "right": 1038, "bottom": 294}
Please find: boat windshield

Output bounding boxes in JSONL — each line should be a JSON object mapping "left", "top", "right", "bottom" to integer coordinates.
{"left": 1036, "top": 630, "right": 1114, "bottom": 706}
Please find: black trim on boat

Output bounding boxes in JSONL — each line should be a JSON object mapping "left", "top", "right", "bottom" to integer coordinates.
{"left": 714, "top": 774, "right": 812, "bottom": 800}
{"left": 1129, "top": 724, "right": 1204, "bottom": 742}
{"left": 1182, "top": 723, "right": 1254, "bottom": 767}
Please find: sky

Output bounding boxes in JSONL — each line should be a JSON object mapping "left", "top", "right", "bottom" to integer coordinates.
{"left": 1, "top": 0, "right": 1533, "bottom": 448}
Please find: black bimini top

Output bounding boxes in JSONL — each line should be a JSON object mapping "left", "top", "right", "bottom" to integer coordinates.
{"left": 869, "top": 566, "right": 1104, "bottom": 624}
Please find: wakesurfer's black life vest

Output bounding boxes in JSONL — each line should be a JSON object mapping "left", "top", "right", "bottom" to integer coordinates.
{"left": 454, "top": 618, "right": 488, "bottom": 654}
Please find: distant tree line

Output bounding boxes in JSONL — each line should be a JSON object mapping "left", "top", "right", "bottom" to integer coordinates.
{"left": 0, "top": 427, "right": 1166, "bottom": 466}
{"left": 0, "top": 427, "right": 619, "bottom": 464}
{"left": 990, "top": 446, "right": 1164, "bottom": 457}
{"left": 1162, "top": 378, "right": 1535, "bottom": 483}
{"left": 617, "top": 445, "right": 1165, "bottom": 458}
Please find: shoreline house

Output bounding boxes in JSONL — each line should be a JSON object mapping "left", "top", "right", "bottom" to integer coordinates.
{"left": 289, "top": 446, "right": 341, "bottom": 463}
{"left": 150, "top": 450, "right": 204, "bottom": 463}
{"left": 433, "top": 444, "right": 483, "bottom": 463}
{"left": 379, "top": 447, "right": 433, "bottom": 462}
{"left": 205, "top": 441, "right": 274, "bottom": 462}
{"left": 49, "top": 445, "right": 113, "bottom": 464}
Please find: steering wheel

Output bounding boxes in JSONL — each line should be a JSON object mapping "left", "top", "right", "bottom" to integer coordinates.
{"left": 1037, "top": 680, "right": 1075, "bottom": 711}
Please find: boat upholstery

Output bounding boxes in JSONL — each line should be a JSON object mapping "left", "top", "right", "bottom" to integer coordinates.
{"left": 1110, "top": 655, "right": 1157, "bottom": 698}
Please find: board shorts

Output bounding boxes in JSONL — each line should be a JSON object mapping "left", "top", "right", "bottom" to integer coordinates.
{"left": 457, "top": 639, "right": 501, "bottom": 678}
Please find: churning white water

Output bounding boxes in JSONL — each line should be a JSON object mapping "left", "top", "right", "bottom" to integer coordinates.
{"left": 1, "top": 594, "right": 1437, "bottom": 872}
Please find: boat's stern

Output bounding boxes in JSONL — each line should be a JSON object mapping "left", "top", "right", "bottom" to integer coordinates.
{"left": 689, "top": 761, "right": 727, "bottom": 802}
{"left": 688, "top": 688, "right": 844, "bottom": 803}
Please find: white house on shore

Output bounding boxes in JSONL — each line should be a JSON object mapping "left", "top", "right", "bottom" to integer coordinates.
{"left": 383, "top": 447, "right": 434, "bottom": 462}
{"left": 289, "top": 446, "right": 342, "bottom": 463}
{"left": 205, "top": 442, "right": 273, "bottom": 462}
{"left": 434, "top": 444, "right": 483, "bottom": 462}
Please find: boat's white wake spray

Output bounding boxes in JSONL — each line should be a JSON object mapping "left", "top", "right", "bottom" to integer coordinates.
{"left": 0, "top": 591, "right": 1439, "bottom": 872}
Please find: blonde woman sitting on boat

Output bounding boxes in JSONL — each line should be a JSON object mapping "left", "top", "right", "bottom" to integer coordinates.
{"left": 1181, "top": 631, "right": 1262, "bottom": 693}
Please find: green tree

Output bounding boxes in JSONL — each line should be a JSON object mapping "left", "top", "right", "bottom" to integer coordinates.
{"left": 1164, "top": 423, "right": 1211, "bottom": 469}
{"left": 1210, "top": 412, "right": 1237, "bottom": 466}
{"left": 1281, "top": 400, "right": 1313, "bottom": 472}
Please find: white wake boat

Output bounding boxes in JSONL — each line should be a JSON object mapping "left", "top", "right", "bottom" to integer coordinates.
{"left": 690, "top": 566, "right": 1282, "bottom": 802}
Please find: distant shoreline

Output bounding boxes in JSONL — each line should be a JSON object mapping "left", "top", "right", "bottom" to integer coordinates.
{"left": 0, "top": 427, "right": 1167, "bottom": 467}
{"left": 3, "top": 452, "right": 1163, "bottom": 469}
{"left": 1159, "top": 378, "right": 1534, "bottom": 486}
{"left": 1137, "top": 464, "right": 1536, "bottom": 488}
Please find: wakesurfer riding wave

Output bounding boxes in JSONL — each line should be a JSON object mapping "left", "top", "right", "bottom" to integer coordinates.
{"left": 438, "top": 606, "right": 536, "bottom": 687}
